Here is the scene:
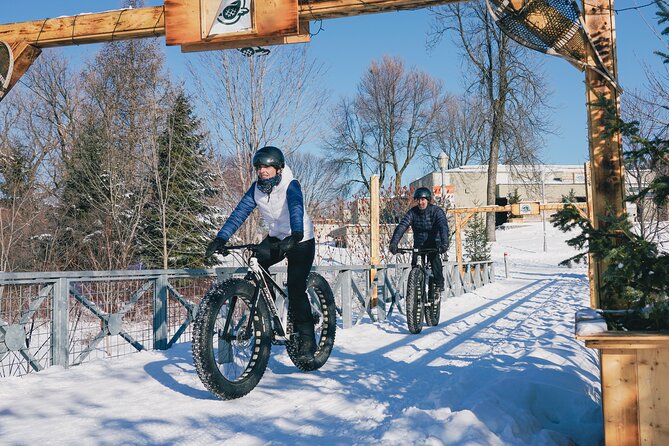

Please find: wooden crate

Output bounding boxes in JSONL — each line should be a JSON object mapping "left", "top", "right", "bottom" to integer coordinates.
{"left": 577, "top": 332, "right": 669, "bottom": 446}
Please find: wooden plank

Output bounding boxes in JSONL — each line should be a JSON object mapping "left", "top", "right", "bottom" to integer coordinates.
{"left": 577, "top": 332, "right": 669, "bottom": 344}
{"left": 584, "top": 161, "right": 598, "bottom": 308}
{"left": 369, "top": 175, "right": 380, "bottom": 307}
{"left": 4, "top": 42, "right": 41, "bottom": 97}
{"left": 539, "top": 203, "right": 588, "bottom": 211}
{"left": 257, "top": 0, "right": 299, "bottom": 37}
{"left": 181, "top": 27, "right": 309, "bottom": 52}
{"left": 454, "top": 212, "right": 463, "bottom": 266}
{"left": 165, "top": 0, "right": 200, "bottom": 45}
{"left": 449, "top": 205, "right": 510, "bottom": 214}
{"left": 0, "top": 7, "right": 166, "bottom": 48}
{"left": 601, "top": 349, "right": 639, "bottom": 446}
{"left": 637, "top": 348, "right": 669, "bottom": 445}
{"left": 298, "top": 0, "right": 462, "bottom": 20}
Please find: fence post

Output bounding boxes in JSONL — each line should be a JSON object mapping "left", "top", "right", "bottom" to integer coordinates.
{"left": 153, "top": 274, "right": 169, "bottom": 350}
{"left": 50, "top": 278, "right": 69, "bottom": 368}
{"left": 342, "top": 270, "right": 352, "bottom": 329}
{"left": 375, "top": 267, "right": 386, "bottom": 322}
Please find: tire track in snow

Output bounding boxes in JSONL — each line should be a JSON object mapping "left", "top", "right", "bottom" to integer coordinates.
{"left": 391, "top": 273, "right": 588, "bottom": 367}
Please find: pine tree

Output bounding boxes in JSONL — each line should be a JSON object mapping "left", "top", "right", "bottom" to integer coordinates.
{"left": 140, "top": 91, "right": 219, "bottom": 269}
{"left": 55, "top": 120, "right": 109, "bottom": 270}
{"left": 464, "top": 213, "right": 491, "bottom": 262}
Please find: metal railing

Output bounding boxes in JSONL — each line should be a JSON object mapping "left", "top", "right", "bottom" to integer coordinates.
{"left": 0, "top": 261, "right": 494, "bottom": 377}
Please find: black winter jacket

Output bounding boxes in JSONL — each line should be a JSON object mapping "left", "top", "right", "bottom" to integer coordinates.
{"left": 389, "top": 204, "right": 449, "bottom": 250}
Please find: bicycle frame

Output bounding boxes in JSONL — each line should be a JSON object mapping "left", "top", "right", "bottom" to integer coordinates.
{"left": 397, "top": 248, "right": 438, "bottom": 288}
{"left": 220, "top": 245, "right": 292, "bottom": 343}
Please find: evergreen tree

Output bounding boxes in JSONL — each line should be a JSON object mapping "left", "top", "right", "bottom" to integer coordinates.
{"left": 140, "top": 91, "right": 219, "bottom": 269}
{"left": 55, "top": 120, "right": 109, "bottom": 270}
{"left": 464, "top": 213, "right": 491, "bottom": 262}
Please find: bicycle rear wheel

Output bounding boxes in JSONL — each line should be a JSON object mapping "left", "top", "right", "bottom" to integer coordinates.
{"left": 405, "top": 267, "right": 424, "bottom": 334}
{"left": 286, "top": 273, "right": 337, "bottom": 371}
{"left": 192, "top": 279, "right": 272, "bottom": 400}
{"left": 424, "top": 281, "right": 441, "bottom": 326}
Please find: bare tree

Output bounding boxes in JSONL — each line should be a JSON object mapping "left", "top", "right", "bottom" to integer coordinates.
{"left": 326, "top": 97, "right": 383, "bottom": 193}
{"left": 422, "top": 94, "right": 486, "bottom": 172}
{"left": 289, "top": 150, "right": 348, "bottom": 219}
{"left": 0, "top": 52, "right": 83, "bottom": 271}
{"left": 329, "top": 55, "right": 450, "bottom": 193}
{"left": 55, "top": 37, "right": 170, "bottom": 270}
{"left": 429, "top": 1, "right": 552, "bottom": 240}
{"left": 190, "top": 46, "right": 326, "bottom": 242}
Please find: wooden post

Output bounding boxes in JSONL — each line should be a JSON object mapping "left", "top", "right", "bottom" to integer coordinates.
{"left": 583, "top": 0, "right": 624, "bottom": 309}
{"left": 584, "top": 162, "right": 598, "bottom": 308}
{"left": 369, "top": 175, "right": 380, "bottom": 308}
{"left": 454, "top": 213, "right": 463, "bottom": 265}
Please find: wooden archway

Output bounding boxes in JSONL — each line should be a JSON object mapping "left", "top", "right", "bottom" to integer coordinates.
{"left": 0, "top": 0, "right": 623, "bottom": 307}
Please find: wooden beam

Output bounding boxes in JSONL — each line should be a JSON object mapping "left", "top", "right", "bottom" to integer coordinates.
{"left": 454, "top": 213, "right": 463, "bottom": 267}
{"left": 299, "top": 0, "right": 462, "bottom": 20}
{"left": 4, "top": 41, "right": 41, "bottom": 97}
{"left": 0, "top": 7, "right": 166, "bottom": 48}
{"left": 583, "top": 0, "right": 624, "bottom": 309}
{"left": 449, "top": 205, "right": 511, "bottom": 214}
{"left": 0, "top": 0, "right": 462, "bottom": 48}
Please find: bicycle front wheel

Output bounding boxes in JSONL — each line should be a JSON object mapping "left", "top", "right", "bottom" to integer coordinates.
{"left": 286, "top": 273, "right": 337, "bottom": 371}
{"left": 192, "top": 279, "right": 272, "bottom": 400}
{"left": 405, "top": 267, "right": 424, "bottom": 334}
{"left": 424, "top": 281, "right": 441, "bottom": 327}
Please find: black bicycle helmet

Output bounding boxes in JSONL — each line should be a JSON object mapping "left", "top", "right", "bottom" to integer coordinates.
{"left": 252, "top": 146, "right": 285, "bottom": 169}
{"left": 413, "top": 187, "right": 432, "bottom": 201}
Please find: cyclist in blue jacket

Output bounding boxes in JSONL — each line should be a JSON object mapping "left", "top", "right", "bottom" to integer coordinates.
{"left": 389, "top": 187, "right": 449, "bottom": 292}
{"left": 205, "top": 146, "right": 317, "bottom": 361}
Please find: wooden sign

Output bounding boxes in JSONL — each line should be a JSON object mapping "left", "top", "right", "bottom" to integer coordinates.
{"left": 511, "top": 201, "right": 540, "bottom": 216}
{"left": 165, "top": 0, "right": 299, "bottom": 47}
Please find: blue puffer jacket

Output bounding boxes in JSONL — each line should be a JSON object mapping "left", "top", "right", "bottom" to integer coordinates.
{"left": 389, "top": 204, "right": 449, "bottom": 250}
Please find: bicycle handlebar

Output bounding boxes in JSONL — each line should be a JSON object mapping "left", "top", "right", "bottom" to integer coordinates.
{"left": 224, "top": 244, "right": 259, "bottom": 251}
{"left": 395, "top": 247, "right": 439, "bottom": 254}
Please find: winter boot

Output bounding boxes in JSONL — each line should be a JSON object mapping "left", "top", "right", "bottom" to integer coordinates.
{"left": 293, "top": 322, "right": 317, "bottom": 361}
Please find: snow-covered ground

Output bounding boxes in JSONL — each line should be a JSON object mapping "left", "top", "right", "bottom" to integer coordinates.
{"left": 0, "top": 222, "right": 603, "bottom": 445}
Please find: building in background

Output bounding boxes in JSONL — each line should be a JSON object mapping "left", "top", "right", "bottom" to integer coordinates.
{"left": 410, "top": 164, "right": 587, "bottom": 209}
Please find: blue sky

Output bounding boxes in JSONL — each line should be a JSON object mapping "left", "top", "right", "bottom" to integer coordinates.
{"left": 4, "top": 1, "right": 666, "bottom": 176}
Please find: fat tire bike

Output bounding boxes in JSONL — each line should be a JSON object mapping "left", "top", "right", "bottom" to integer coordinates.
{"left": 397, "top": 248, "right": 442, "bottom": 334}
{"left": 192, "top": 243, "right": 337, "bottom": 400}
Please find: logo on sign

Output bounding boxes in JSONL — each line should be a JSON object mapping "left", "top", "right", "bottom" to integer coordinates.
{"left": 209, "top": 0, "right": 253, "bottom": 36}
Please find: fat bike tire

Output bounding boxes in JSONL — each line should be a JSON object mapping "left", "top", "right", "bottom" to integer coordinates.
{"left": 424, "top": 282, "right": 441, "bottom": 327}
{"left": 192, "top": 279, "right": 272, "bottom": 400}
{"left": 405, "top": 267, "right": 424, "bottom": 334}
{"left": 286, "top": 273, "right": 337, "bottom": 371}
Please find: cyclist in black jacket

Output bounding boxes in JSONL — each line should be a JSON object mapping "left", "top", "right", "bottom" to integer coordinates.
{"left": 389, "top": 187, "right": 449, "bottom": 292}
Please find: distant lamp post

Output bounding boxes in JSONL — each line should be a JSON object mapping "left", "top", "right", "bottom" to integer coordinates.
{"left": 541, "top": 166, "right": 547, "bottom": 252}
{"left": 438, "top": 151, "right": 449, "bottom": 208}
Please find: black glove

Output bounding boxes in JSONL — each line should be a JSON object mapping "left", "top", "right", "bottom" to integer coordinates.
{"left": 389, "top": 242, "right": 398, "bottom": 255}
{"left": 439, "top": 244, "right": 448, "bottom": 254}
{"left": 205, "top": 237, "right": 229, "bottom": 257}
{"left": 279, "top": 232, "right": 303, "bottom": 253}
